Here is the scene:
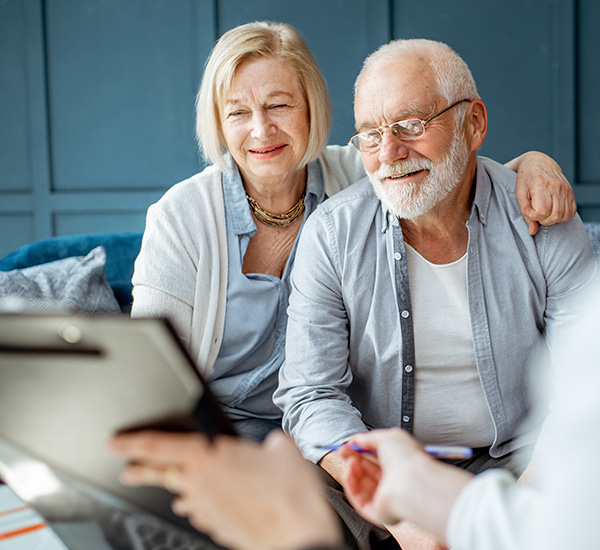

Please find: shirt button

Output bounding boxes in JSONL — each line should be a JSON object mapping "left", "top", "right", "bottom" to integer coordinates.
{"left": 402, "top": 415, "right": 411, "bottom": 423}
{"left": 404, "top": 364, "right": 413, "bottom": 373}
{"left": 394, "top": 252, "right": 402, "bottom": 261}
{"left": 401, "top": 310, "right": 410, "bottom": 318}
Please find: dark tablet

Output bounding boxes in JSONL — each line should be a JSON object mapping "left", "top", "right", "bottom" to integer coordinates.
{"left": 0, "top": 313, "right": 235, "bottom": 549}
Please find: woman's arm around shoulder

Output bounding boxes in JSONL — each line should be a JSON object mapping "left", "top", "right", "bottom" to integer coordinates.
{"left": 506, "top": 151, "right": 577, "bottom": 235}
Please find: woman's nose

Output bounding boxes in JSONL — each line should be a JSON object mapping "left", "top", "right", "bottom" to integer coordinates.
{"left": 250, "top": 111, "right": 276, "bottom": 140}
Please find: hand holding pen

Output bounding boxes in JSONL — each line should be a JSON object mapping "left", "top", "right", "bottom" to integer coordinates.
{"left": 335, "top": 429, "right": 476, "bottom": 534}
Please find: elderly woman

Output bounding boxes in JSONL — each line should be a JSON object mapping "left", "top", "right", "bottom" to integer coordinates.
{"left": 131, "top": 21, "right": 575, "bottom": 442}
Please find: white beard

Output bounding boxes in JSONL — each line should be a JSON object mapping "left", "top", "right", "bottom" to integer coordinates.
{"left": 367, "top": 130, "right": 471, "bottom": 219}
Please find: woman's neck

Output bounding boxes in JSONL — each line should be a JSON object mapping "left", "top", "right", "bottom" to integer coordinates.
{"left": 242, "top": 166, "right": 307, "bottom": 213}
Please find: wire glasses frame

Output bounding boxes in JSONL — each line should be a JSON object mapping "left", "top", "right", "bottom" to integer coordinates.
{"left": 348, "top": 98, "right": 474, "bottom": 153}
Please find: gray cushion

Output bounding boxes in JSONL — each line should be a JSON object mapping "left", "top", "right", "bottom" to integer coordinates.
{"left": 0, "top": 246, "right": 121, "bottom": 314}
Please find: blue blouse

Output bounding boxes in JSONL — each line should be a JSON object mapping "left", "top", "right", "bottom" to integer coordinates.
{"left": 207, "top": 161, "right": 326, "bottom": 420}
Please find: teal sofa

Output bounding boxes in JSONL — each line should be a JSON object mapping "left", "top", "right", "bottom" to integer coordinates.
{"left": 0, "top": 232, "right": 143, "bottom": 312}
{"left": 0, "top": 224, "right": 599, "bottom": 314}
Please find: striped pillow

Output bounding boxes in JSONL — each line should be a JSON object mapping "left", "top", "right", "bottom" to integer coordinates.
{"left": 0, "top": 246, "right": 121, "bottom": 314}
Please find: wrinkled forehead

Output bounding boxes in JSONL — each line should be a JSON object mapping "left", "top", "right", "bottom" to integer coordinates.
{"left": 220, "top": 54, "right": 304, "bottom": 105}
{"left": 354, "top": 56, "right": 440, "bottom": 126}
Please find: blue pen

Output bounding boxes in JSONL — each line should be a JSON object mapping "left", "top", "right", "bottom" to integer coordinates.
{"left": 317, "top": 443, "right": 377, "bottom": 455}
{"left": 316, "top": 443, "right": 473, "bottom": 460}
{"left": 423, "top": 445, "right": 473, "bottom": 459}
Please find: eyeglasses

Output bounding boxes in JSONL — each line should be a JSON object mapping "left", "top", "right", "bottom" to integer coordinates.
{"left": 348, "top": 98, "right": 473, "bottom": 153}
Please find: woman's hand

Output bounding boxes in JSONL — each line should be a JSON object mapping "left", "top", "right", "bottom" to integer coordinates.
{"left": 508, "top": 151, "right": 577, "bottom": 235}
{"left": 110, "top": 430, "right": 342, "bottom": 550}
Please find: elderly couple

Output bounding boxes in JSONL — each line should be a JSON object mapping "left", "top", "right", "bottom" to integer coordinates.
{"left": 110, "top": 21, "right": 595, "bottom": 550}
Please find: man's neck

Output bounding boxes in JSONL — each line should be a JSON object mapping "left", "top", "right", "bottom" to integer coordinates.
{"left": 400, "top": 158, "right": 477, "bottom": 264}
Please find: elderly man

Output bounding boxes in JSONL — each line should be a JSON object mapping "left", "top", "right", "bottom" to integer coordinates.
{"left": 274, "top": 39, "right": 596, "bottom": 550}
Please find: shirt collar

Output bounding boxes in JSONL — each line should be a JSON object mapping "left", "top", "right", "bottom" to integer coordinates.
{"left": 471, "top": 156, "right": 491, "bottom": 226}
{"left": 222, "top": 156, "right": 324, "bottom": 237}
{"left": 222, "top": 156, "right": 255, "bottom": 237}
{"left": 305, "top": 160, "right": 325, "bottom": 209}
{"left": 382, "top": 209, "right": 398, "bottom": 234}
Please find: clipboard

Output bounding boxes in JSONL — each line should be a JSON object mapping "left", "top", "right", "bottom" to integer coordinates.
{"left": 0, "top": 313, "right": 235, "bottom": 549}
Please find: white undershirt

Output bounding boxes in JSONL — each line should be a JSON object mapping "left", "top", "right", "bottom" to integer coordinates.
{"left": 405, "top": 243, "right": 495, "bottom": 447}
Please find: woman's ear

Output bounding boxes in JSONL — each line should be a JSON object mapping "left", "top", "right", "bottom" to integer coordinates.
{"left": 465, "top": 99, "right": 487, "bottom": 151}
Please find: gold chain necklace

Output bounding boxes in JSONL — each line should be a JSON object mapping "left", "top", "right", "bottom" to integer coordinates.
{"left": 246, "top": 186, "right": 306, "bottom": 228}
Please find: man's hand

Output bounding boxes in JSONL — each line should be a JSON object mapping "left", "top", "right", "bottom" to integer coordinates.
{"left": 339, "top": 429, "right": 472, "bottom": 547}
{"left": 110, "top": 430, "right": 342, "bottom": 550}
{"left": 342, "top": 450, "right": 447, "bottom": 549}
{"left": 507, "top": 151, "right": 577, "bottom": 235}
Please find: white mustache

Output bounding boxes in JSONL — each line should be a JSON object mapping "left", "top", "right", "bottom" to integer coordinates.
{"left": 374, "top": 158, "right": 434, "bottom": 180}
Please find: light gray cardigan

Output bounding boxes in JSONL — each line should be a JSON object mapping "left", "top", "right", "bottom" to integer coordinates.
{"left": 131, "top": 145, "right": 365, "bottom": 376}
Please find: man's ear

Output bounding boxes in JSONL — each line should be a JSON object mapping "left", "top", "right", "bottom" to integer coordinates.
{"left": 465, "top": 99, "right": 487, "bottom": 151}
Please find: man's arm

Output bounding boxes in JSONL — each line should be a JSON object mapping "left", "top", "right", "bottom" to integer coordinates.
{"left": 319, "top": 450, "right": 350, "bottom": 486}
{"left": 274, "top": 209, "right": 368, "bottom": 464}
{"left": 540, "top": 215, "right": 596, "bottom": 359}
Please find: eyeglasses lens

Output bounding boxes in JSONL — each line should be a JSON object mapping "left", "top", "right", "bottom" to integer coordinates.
{"left": 352, "top": 119, "right": 425, "bottom": 152}
{"left": 390, "top": 119, "right": 424, "bottom": 140}
{"left": 351, "top": 133, "right": 376, "bottom": 152}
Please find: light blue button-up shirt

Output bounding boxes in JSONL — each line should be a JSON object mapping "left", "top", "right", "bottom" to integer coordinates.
{"left": 208, "top": 161, "right": 326, "bottom": 421}
{"left": 274, "top": 157, "right": 597, "bottom": 463}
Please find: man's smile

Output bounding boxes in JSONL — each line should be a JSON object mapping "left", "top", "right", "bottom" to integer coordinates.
{"left": 389, "top": 169, "right": 427, "bottom": 180}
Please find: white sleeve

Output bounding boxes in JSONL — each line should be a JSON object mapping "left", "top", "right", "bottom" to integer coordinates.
{"left": 449, "top": 277, "right": 600, "bottom": 550}
{"left": 130, "top": 167, "right": 228, "bottom": 376}
{"left": 131, "top": 285, "right": 193, "bottom": 351}
{"left": 447, "top": 469, "right": 540, "bottom": 550}
{"left": 526, "top": 278, "right": 600, "bottom": 550}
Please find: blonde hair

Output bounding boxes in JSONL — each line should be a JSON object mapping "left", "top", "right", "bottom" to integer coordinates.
{"left": 355, "top": 39, "right": 480, "bottom": 123}
{"left": 196, "top": 21, "right": 331, "bottom": 170}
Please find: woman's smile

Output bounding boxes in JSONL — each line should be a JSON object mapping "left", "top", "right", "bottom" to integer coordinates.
{"left": 248, "top": 144, "right": 288, "bottom": 158}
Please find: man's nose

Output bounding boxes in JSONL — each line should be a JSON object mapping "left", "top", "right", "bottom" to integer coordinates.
{"left": 377, "top": 130, "right": 410, "bottom": 164}
{"left": 250, "top": 111, "right": 276, "bottom": 140}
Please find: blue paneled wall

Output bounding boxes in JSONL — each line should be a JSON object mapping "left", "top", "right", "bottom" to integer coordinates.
{"left": 1, "top": 0, "right": 598, "bottom": 257}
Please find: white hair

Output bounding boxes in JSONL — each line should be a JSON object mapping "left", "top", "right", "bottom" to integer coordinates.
{"left": 355, "top": 38, "right": 480, "bottom": 123}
